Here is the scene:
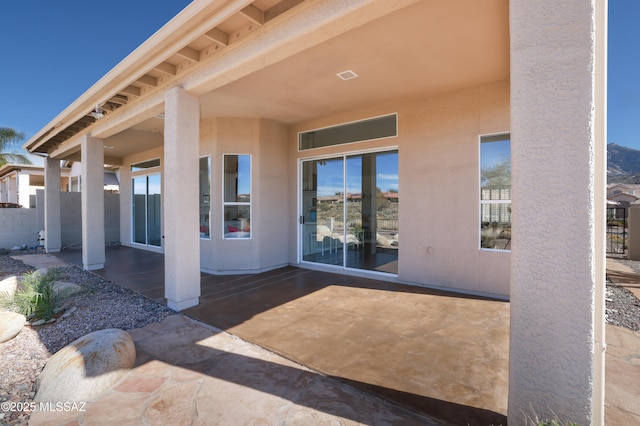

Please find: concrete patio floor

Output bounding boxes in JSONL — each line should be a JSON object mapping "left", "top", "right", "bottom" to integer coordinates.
{"left": 23, "top": 246, "right": 639, "bottom": 424}
{"left": 48, "top": 245, "right": 509, "bottom": 425}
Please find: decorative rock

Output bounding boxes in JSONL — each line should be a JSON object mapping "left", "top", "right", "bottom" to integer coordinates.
{"left": 0, "top": 275, "right": 20, "bottom": 301}
{"left": 52, "top": 281, "right": 82, "bottom": 297}
{"left": 0, "top": 311, "right": 26, "bottom": 342}
{"left": 61, "top": 306, "right": 77, "bottom": 319}
{"left": 30, "top": 319, "right": 46, "bottom": 326}
{"left": 35, "top": 329, "right": 136, "bottom": 403}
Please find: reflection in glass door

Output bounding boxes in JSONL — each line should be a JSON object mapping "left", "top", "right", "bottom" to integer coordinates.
{"left": 132, "top": 173, "right": 162, "bottom": 247}
{"left": 301, "top": 150, "right": 398, "bottom": 274}
{"left": 302, "top": 157, "right": 344, "bottom": 266}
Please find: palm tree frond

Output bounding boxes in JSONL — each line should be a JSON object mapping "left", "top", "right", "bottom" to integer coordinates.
{"left": 0, "top": 128, "right": 32, "bottom": 167}
{"left": 0, "top": 128, "right": 26, "bottom": 148}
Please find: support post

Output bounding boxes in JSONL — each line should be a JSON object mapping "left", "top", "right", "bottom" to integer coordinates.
{"left": 628, "top": 206, "right": 640, "bottom": 261}
{"left": 0, "top": 179, "right": 7, "bottom": 202}
{"left": 81, "top": 135, "right": 105, "bottom": 270}
{"left": 44, "top": 157, "right": 62, "bottom": 252}
{"left": 17, "top": 173, "right": 30, "bottom": 208}
{"left": 7, "top": 175, "right": 17, "bottom": 204}
{"left": 508, "top": 0, "right": 606, "bottom": 424}
{"left": 164, "top": 87, "right": 201, "bottom": 311}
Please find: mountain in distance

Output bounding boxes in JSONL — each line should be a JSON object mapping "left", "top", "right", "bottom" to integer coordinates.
{"left": 608, "top": 143, "right": 640, "bottom": 184}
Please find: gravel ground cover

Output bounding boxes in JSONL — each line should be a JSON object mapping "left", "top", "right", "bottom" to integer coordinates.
{"left": 1, "top": 251, "right": 639, "bottom": 425}
{"left": 0, "top": 251, "right": 174, "bottom": 425}
{"left": 606, "top": 259, "right": 640, "bottom": 332}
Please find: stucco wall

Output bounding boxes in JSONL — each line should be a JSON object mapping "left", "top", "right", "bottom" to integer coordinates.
{"left": 0, "top": 208, "right": 39, "bottom": 249}
{"left": 60, "top": 192, "right": 120, "bottom": 245}
{"left": 0, "top": 192, "right": 120, "bottom": 249}
{"left": 289, "top": 80, "right": 510, "bottom": 298}
{"left": 118, "top": 118, "right": 290, "bottom": 274}
{"left": 199, "top": 117, "right": 290, "bottom": 273}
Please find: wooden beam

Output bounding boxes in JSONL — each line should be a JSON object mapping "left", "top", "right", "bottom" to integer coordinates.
{"left": 108, "top": 95, "right": 128, "bottom": 105}
{"left": 239, "top": 4, "right": 265, "bottom": 25}
{"left": 154, "top": 62, "right": 177, "bottom": 75}
{"left": 265, "top": 0, "right": 303, "bottom": 22}
{"left": 103, "top": 102, "right": 121, "bottom": 112}
{"left": 137, "top": 75, "right": 158, "bottom": 87}
{"left": 203, "top": 27, "right": 229, "bottom": 46}
{"left": 176, "top": 46, "right": 200, "bottom": 62}
{"left": 121, "top": 85, "right": 141, "bottom": 97}
{"left": 77, "top": 116, "right": 94, "bottom": 124}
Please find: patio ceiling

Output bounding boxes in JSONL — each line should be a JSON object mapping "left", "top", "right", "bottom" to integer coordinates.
{"left": 25, "top": 0, "right": 509, "bottom": 162}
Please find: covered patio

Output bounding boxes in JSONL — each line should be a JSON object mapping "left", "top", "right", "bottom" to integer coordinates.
{"left": 53, "top": 245, "right": 509, "bottom": 425}
{"left": 23, "top": 0, "right": 607, "bottom": 421}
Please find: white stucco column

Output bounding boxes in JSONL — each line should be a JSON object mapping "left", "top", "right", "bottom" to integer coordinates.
{"left": 164, "top": 87, "right": 201, "bottom": 310}
{"left": 0, "top": 179, "right": 6, "bottom": 202}
{"left": 17, "top": 173, "right": 30, "bottom": 208}
{"left": 509, "top": 1, "right": 606, "bottom": 425}
{"left": 44, "top": 157, "right": 62, "bottom": 252}
{"left": 81, "top": 135, "right": 105, "bottom": 270}
{"left": 8, "top": 175, "right": 17, "bottom": 204}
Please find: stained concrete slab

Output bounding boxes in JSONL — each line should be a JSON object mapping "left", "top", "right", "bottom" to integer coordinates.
{"left": 23, "top": 246, "right": 638, "bottom": 424}
{"left": 605, "top": 324, "right": 640, "bottom": 423}
{"left": 29, "top": 315, "right": 438, "bottom": 426}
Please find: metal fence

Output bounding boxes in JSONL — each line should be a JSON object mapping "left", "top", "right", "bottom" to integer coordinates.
{"left": 607, "top": 207, "right": 627, "bottom": 255}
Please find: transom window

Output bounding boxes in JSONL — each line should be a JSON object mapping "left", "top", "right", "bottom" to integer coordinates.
{"left": 131, "top": 158, "right": 160, "bottom": 172}
{"left": 298, "top": 114, "right": 397, "bottom": 151}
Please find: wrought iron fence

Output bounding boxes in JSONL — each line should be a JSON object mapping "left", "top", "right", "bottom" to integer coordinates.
{"left": 607, "top": 207, "right": 627, "bottom": 255}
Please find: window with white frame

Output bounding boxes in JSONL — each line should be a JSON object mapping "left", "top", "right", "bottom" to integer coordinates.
{"left": 70, "top": 176, "right": 81, "bottom": 192}
{"left": 480, "top": 134, "right": 511, "bottom": 250}
{"left": 200, "top": 156, "right": 211, "bottom": 239}
{"left": 223, "top": 154, "right": 251, "bottom": 239}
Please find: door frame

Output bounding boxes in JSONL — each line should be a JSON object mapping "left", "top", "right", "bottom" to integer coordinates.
{"left": 297, "top": 146, "right": 399, "bottom": 275}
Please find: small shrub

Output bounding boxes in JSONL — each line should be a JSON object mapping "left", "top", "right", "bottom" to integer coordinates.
{"left": 10, "top": 268, "right": 67, "bottom": 321}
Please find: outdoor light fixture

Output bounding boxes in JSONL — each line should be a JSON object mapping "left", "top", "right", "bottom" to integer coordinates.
{"left": 90, "top": 105, "right": 105, "bottom": 120}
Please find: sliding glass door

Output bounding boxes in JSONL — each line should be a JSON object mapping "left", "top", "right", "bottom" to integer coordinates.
{"left": 302, "top": 157, "right": 344, "bottom": 266}
{"left": 301, "top": 150, "right": 398, "bottom": 274}
{"left": 132, "top": 173, "right": 162, "bottom": 247}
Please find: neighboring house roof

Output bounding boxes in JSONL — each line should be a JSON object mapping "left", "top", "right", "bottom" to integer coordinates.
{"left": 608, "top": 192, "right": 639, "bottom": 203}
{"left": 0, "top": 164, "right": 71, "bottom": 186}
{"left": 0, "top": 164, "right": 68, "bottom": 178}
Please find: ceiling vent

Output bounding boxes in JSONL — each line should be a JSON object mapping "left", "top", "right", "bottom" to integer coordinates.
{"left": 336, "top": 70, "right": 358, "bottom": 81}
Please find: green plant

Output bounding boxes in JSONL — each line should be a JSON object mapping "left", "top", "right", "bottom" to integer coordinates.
{"left": 11, "top": 268, "right": 66, "bottom": 321}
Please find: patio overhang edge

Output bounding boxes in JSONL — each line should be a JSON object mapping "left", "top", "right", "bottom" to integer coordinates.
{"left": 22, "top": 0, "right": 258, "bottom": 156}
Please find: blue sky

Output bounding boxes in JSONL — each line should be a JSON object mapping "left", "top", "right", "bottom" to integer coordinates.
{"left": 608, "top": 0, "right": 640, "bottom": 150}
{"left": 0, "top": 0, "right": 192, "bottom": 159}
{"left": 0, "top": 1, "right": 637, "bottom": 155}
{"left": 315, "top": 153, "right": 399, "bottom": 196}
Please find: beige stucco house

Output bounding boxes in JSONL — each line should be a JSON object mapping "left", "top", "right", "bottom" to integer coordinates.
{"left": 0, "top": 164, "right": 70, "bottom": 208}
{"left": 23, "top": 0, "right": 607, "bottom": 423}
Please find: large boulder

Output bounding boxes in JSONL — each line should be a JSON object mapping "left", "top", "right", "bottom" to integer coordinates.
{"left": 35, "top": 329, "right": 136, "bottom": 403}
{"left": 0, "top": 311, "right": 26, "bottom": 342}
{"left": 0, "top": 275, "right": 20, "bottom": 301}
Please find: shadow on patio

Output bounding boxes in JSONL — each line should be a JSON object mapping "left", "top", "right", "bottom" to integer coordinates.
{"left": 52, "top": 245, "right": 509, "bottom": 425}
